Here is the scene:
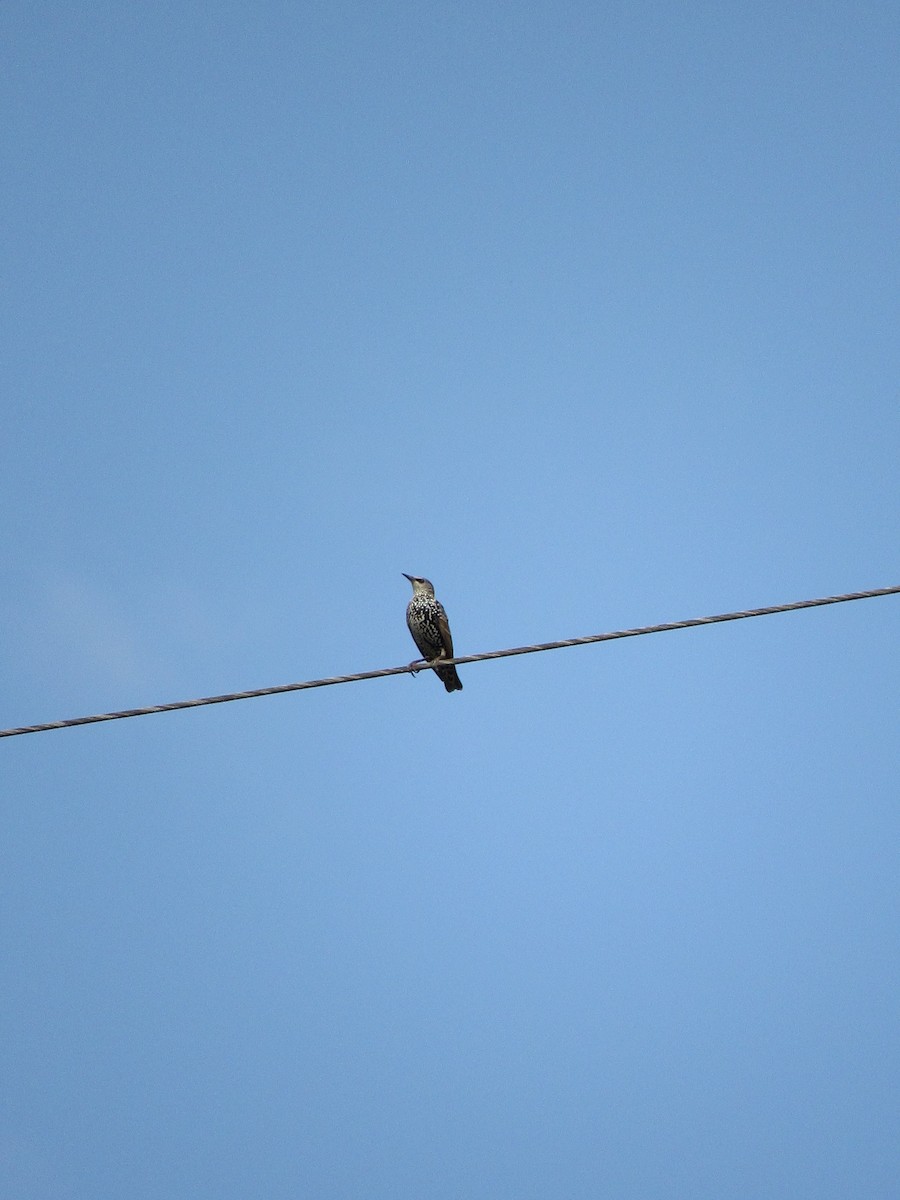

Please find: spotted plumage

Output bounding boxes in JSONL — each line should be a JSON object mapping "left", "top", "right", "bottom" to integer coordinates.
{"left": 402, "top": 574, "right": 463, "bottom": 693}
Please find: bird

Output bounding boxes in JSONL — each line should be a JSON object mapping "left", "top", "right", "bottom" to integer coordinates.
{"left": 402, "top": 574, "right": 463, "bottom": 693}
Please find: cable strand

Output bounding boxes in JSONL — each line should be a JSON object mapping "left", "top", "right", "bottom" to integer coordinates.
{"left": 1, "top": 585, "right": 897, "bottom": 739}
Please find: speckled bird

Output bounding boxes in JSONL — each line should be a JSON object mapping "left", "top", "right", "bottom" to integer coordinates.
{"left": 402, "top": 574, "right": 463, "bottom": 693}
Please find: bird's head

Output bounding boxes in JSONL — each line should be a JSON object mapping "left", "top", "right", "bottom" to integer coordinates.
{"left": 402, "top": 573, "right": 435, "bottom": 598}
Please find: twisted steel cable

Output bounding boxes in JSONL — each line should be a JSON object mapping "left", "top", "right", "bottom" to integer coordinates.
{"left": 1, "top": 585, "right": 897, "bottom": 739}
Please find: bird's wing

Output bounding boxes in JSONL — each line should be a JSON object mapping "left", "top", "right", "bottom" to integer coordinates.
{"left": 437, "top": 604, "right": 455, "bottom": 658}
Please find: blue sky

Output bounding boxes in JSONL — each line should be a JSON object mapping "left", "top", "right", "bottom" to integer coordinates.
{"left": 2, "top": 2, "right": 898, "bottom": 1197}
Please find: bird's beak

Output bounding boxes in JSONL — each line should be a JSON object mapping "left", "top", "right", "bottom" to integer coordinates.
{"left": 402, "top": 573, "right": 413, "bottom": 582}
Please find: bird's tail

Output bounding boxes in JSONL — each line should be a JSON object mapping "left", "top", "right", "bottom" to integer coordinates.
{"left": 436, "top": 665, "right": 463, "bottom": 692}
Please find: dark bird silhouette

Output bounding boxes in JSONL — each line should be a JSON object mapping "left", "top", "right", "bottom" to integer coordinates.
{"left": 402, "top": 574, "right": 463, "bottom": 693}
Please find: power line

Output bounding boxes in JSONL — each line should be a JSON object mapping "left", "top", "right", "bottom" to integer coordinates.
{"left": 1, "top": 585, "right": 897, "bottom": 740}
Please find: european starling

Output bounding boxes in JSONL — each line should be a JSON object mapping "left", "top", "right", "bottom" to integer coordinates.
{"left": 402, "top": 574, "right": 463, "bottom": 693}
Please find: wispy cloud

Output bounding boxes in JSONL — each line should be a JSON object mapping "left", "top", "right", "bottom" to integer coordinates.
{"left": 18, "top": 570, "right": 155, "bottom": 695}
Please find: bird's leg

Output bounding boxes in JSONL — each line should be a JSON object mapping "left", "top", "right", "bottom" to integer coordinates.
{"left": 407, "top": 654, "right": 447, "bottom": 677}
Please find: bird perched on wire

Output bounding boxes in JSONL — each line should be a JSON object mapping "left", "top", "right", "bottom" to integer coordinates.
{"left": 402, "top": 574, "right": 463, "bottom": 693}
